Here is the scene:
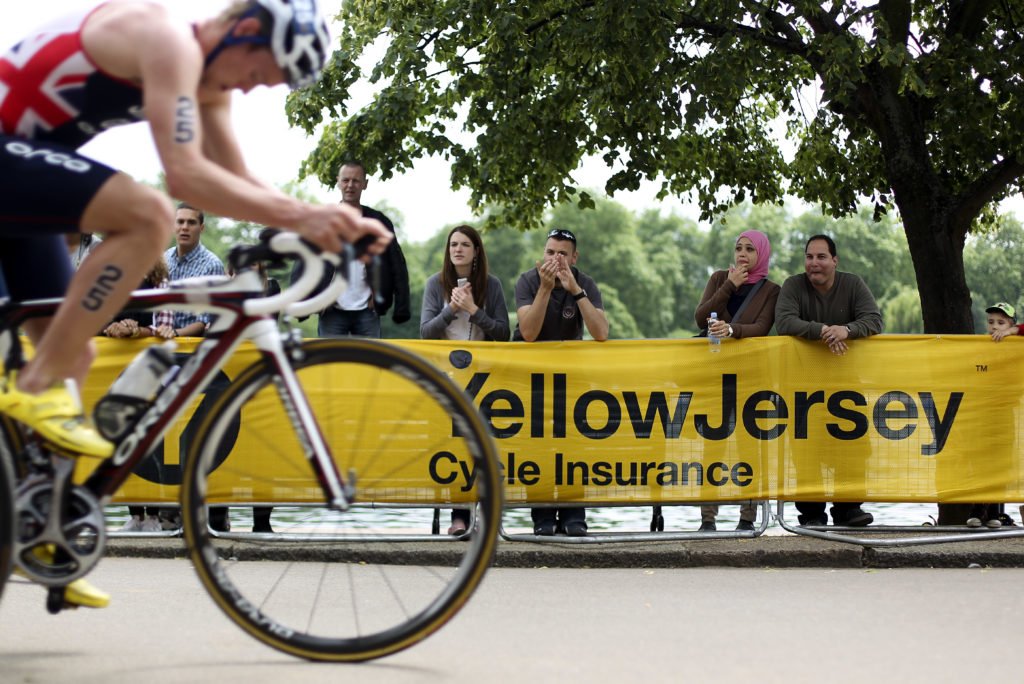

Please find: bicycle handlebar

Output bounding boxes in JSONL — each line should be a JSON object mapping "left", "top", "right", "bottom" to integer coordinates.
{"left": 231, "top": 231, "right": 376, "bottom": 319}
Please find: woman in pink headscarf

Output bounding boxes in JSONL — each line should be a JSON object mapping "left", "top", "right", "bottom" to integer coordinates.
{"left": 692, "top": 229, "right": 780, "bottom": 532}
{"left": 695, "top": 229, "right": 780, "bottom": 340}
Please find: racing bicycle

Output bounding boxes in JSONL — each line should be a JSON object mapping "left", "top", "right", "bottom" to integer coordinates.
{"left": 0, "top": 231, "right": 503, "bottom": 661}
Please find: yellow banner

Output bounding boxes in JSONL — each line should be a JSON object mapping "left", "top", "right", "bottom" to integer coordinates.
{"left": 75, "top": 335, "right": 1024, "bottom": 505}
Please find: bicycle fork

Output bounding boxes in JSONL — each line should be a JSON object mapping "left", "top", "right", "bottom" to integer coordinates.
{"left": 256, "top": 326, "right": 355, "bottom": 512}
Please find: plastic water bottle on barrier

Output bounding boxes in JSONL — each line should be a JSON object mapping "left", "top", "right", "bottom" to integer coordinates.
{"left": 93, "top": 341, "right": 178, "bottom": 440}
{"left": 708, "top": 312, "right": 721, "bottom": 352}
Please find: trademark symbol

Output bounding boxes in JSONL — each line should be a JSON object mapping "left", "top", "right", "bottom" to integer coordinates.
{"left": 976, "top": 365, "right": 988, "bottom": 372}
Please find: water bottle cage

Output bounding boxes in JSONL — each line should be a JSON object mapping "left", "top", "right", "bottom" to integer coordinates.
{"left": 93, "top": 394, "right": 153, "bottom": 442}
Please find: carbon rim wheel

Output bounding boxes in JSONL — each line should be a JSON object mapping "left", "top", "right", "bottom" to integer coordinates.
{"left": 0, "top": 417, "right": 21, "bottom": 602}
{"left": 182, "top": 339, "right": 502, "bottom": 661}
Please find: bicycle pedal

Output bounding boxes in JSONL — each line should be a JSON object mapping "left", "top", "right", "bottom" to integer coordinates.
{"left": 46, "top": 586, "right": 68, "bottom": 615}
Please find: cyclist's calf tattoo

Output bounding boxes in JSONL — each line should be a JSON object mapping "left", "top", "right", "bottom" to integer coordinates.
{"left": 175, "top": 96, "right": 196, "bottom": 143}
{"left": 82, "top": 265, "right": 123, "bottom": 311}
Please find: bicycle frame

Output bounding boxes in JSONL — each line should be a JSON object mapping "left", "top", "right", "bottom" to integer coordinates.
{"left": 0, "top": 238, "right": 354, "bottom": 515}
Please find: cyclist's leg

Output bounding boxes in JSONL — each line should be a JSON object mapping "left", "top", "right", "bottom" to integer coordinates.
{"left": 0, "top": 252, "right": 112, "bottom": 608}
{"left": 19, "top": 173, "right": 173, "bottom": 393}
{"left": 0, "top": 234, "right": 97, "bottom": 385}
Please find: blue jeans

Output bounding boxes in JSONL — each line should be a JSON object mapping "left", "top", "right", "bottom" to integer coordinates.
{"left": 318, "top": 307, "right": 380, "bottom": 338}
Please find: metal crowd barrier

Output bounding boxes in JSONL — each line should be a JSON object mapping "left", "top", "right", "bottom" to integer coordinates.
{"left": 107, "top": 500, "right": 1024, "bottom": 547}
{"left": 775, "top": 501, "right": 1024, "bottom": 547}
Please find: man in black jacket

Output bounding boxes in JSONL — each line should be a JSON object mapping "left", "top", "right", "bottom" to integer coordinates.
{"left": 314, "top": 160, "right": 410, "bottom": 336}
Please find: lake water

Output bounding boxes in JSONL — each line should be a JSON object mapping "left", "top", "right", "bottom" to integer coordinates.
{"left": 106, "top": 501, "right": 1024, "bottom": 534}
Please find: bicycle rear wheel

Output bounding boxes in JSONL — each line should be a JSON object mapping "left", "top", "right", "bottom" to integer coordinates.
{"left": 181, "top": 339, "right": 502, "bottom": 661}
{"left": 0, "top": 418, "right": 18, "bottom": 602}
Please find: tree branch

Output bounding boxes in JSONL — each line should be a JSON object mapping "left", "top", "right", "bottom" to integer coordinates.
{"left": 954, "top": 156, "right": 1024, "bottom": 229}
{"left": 946, "top": 0, "right": 999, "bottom": 39}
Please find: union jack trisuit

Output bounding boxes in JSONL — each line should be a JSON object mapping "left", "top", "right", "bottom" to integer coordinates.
{"left": 0, "top": 4, "right": 144, "bottom": 610}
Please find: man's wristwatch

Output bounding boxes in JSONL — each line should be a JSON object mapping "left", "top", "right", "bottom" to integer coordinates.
{"left": 572, "top": 290, "right": 588, "bottom": 302}
{"left": 726, "top": 324, "right": 734, "bottom": 338}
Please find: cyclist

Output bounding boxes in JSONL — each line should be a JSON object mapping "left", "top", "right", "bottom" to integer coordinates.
{"left": 0, "top": 0, "right": 390, "bottom": 608}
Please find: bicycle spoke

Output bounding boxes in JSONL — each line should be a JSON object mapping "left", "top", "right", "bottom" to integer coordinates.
{"left": 182, "top": 340, "right": 501, "bottom": 661}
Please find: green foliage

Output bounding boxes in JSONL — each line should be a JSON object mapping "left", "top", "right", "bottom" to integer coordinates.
{"left": 291, "top": 1, "right": 1024, "bottom": 333}
{"left": 294, "top": 2, "right": 1022, "bottom": 229}
{"left": 964, "top": 213, "right": 1024, "bottom": 330}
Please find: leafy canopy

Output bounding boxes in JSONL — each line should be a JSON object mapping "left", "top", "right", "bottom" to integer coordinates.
{"left": 291, "top": 1, "right": 1023, "bottom": 232}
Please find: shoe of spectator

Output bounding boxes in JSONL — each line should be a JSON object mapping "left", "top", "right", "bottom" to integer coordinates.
{"left": 120, "top": 515, "right": 143, "bottom": 532}
{"left": 984, "top": 518, "right": 1002, "bottom": 529}
{"left": 697, "top": 521, "right": 717, "bottom": 532}
{"left": 209, "top": 508, "right": 231, "bottom": 533}
{"left": 0, "top": 372, "right": 113, "bottom": 458}
{"left": 563, "top": 521, "right": 588, "bottom": 537}
{"left": 966, "top": 517, "right": 983, "bottom": 528}
{"left": 831, "top": 507, "right": 873, "bottom": 527}
{"left": 735, "top": 520, "right": 755, "bottom": 532}
{"left": 533, "top": 520, "right": 558, "bottom": 536}
{"left": 158, "top": 510, "right": 182, "bottom": 531}
{"left": 798, "top": 514, "right": 827, "bottom": 526}
{"left": 140, "top": 515, "right": 162, "bottom": 532}
{"left": 996, "top": 513, "right": 1016, "bottom": 527}
{"left": 447, "top": 519, "right": 468, "bottom": 536}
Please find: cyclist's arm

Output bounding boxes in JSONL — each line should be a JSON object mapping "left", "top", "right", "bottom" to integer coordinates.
{"left": 139, "top": 32, "right": 294, "bottom": 220}
{"left": 137, "top": 25, "right": 384, "bottom": 253}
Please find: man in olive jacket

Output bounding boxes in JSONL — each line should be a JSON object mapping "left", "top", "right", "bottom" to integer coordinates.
{"left": 775, "top": 234, "right": 883, "bottom": 528}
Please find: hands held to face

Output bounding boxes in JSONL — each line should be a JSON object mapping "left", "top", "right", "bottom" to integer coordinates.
{"left": 727, "top": 262, "right": 749, "bottom": 288}
{"left": 449, "top": 281, "right": 478, "bottom": 315}
{"left": 536, "top": 253, "right": 580, "bottom": 294}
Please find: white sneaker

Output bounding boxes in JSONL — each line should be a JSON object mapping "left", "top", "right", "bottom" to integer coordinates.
{"left": 140, "top": 515, "right": 162, "bottom": 532}
{"left": 966, "top": 517, "right": 982, "bottom": 528}
{"left": 985, "top": 518, "right": 1002, "bottom": 529}
{"left": 120, "top": 515, "right": 143, "bottom": 532}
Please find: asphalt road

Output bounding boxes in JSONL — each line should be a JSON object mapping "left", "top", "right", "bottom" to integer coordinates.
{"left": 1, "top": 558, "right": 1021, "bottom": 683}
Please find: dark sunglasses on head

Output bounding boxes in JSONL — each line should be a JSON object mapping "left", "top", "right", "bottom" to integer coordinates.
{"left": 547, "top": 228, "right": 576, "bottom": 243}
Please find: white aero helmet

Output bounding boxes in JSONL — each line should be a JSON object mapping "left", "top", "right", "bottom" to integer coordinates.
{"left": 254, "top": 0, "right": 331, "bottom": 89}
{"left": 206, "top": 0, "right": 331, "bottom": 90}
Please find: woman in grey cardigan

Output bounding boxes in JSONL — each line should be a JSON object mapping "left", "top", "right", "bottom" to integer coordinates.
{"left": 420, "top": 224, "right": 510, "bottom": 534}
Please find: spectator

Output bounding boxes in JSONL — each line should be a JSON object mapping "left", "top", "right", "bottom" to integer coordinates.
{"left": 693, "top": 229, "right": 780, "bottom": 532}
{"left": 513, "top": 228, "right": 608, "bottom": 536}
{"left": 105, "top": 256, "right": 175, "bottom": 533}
{"left": 161, "top": 203, "right": 227, "bottom": 531}
{"left": 163, "top": 203, "right": 225, "bottom": 338}
{"left": 775, "top": 234, "right": 883, "bottom": 527}
{"left": 420, "top": 225, "right": 510, "bottom": 536}
{"left": 963, "top": 302, "right": 1020, "bottom": 528}
{"left": 226, "top": 259, "right": 280, "bottom": 534}
{"left": 102, "top": 256, "right": 175, "bottom": 341}
{"left": 316, "top": 161, "right": 410, "bottom": 337}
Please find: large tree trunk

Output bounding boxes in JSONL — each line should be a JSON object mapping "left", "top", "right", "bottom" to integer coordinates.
{"left": 900, "top": 210, "right": 974, "bottom": 334}
{"left": 900, "top": 205, "right": 974, "bottom": 524}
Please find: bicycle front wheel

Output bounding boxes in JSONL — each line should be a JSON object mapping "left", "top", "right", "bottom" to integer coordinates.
{"left": 181, "top": 339, "right": 502, "bottom": 661}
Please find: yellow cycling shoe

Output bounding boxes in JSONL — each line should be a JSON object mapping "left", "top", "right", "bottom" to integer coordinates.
{"left": 62, "top": 577, "right": 111, "bottom": 609}
{"left": 0, "top": 373, "right": 113, "bottom": 458}
{"left": 15, "top": 547, "right": 112, "bottom": 610}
